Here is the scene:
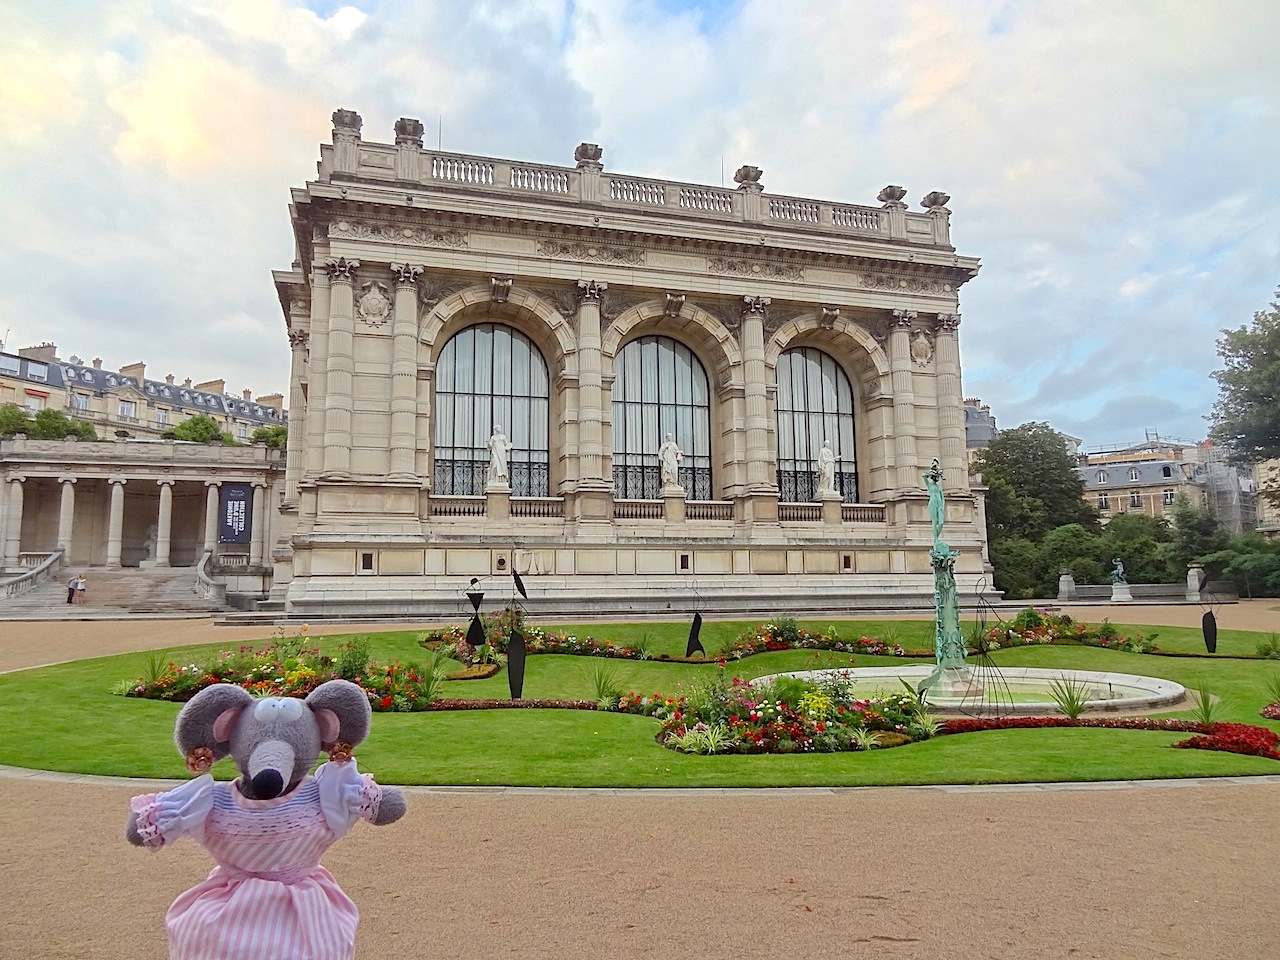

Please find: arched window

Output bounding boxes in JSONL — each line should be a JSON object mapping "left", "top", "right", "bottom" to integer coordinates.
{"left": 775, "top": 347, "right": 857, "bottom": 502}
{"left": 1128, "top": 467, "right": 1141, "bottom": 482}
{"left": 1096, "top": 470, "right": 1109, "bottom": 484}
{"left": 612, "top": 336, "right": 712, "bottom": 499}
{"left": 433, "top": 323, "right": 550, "bottom": 496}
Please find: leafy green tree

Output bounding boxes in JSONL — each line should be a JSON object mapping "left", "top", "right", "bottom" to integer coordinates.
{"left": 1210, "top": 287, "right": 1280, "bottom": 505}
{"left": 251, "top": 424, "right": 287, "bottom": 449}
{"left": 1202, "top": 534, "right": 1280, "bottom": 598}
{"left": 988, "top": 536, "right": 1042, "bottom": 599}
{"left": 1099, "top": 513, "right": 1177, "bottom": 584}
{"left": 974, "top": 422, "right": 1097, "bottom": 542}
{"left": 0, "top": 404, "right": 95, "bottom": 440}
{"left": 1039, "top": 523, "right": 1107, "bottom": 593}
{"left": 1169, "top": 493, "right": 1228, "bottom": 570}
{"left": 170, "top": 413, "right": 236, "bottom": 445}
{"left": 0, "top": 403, "right": 32, "bottom": 436}
{"left": 30, "top": 408, "right": 96, "bottom": 440}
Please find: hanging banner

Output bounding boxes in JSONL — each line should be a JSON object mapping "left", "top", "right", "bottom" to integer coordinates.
{"left": 218, "top": 483, "right": 253, "bottom": 544}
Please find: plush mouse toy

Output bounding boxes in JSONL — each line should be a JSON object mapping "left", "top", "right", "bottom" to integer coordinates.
{"left": 127, "top": 679, "right": 407, "bottom": 960}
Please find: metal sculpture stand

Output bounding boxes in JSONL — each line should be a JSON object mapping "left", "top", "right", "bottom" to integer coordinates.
{"left": 917, "top": 460, "right": 981, "bottom": 700}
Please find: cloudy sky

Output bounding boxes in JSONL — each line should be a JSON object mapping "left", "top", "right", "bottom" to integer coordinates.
{"left": 2, "top": 0, "right": 1277, "bottom": 448}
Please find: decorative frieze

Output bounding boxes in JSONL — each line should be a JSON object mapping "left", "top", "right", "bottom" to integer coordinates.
{"left": 416, "top": 274, "right": 473, "bottom": 311}
{"left": 535, "top": 240, "right": 643, "bottom": 265}
{"left": 330, "top": 220, "right": 468, "bottom": 249}
{"left": 708, "top": 257, "right": 803, "bottom": 282}
{"left": 859, "top": 272, "right": 953, "bottom": 295}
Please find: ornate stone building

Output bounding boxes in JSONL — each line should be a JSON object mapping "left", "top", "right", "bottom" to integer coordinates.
{"left": 268, "top": 109, "right": 986, "bottom": 616}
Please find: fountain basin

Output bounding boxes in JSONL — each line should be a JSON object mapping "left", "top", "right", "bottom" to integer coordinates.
{"left": 754, "top": 666, "right": 1186, "bottom": 717}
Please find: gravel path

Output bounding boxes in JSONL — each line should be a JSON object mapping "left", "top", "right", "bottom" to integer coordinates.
{"left": 2, "top": 603, "right": 1278, "bottom": 959}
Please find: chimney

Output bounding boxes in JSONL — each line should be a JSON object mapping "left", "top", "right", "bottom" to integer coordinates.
{"left": 18, "top": 342, "right": 58, "bottom": 362}
{"left": 119, "top": 361, "right": 145, "bottom": 382}
{"left": 256, "top": 393, "right": 284, "bottom": 413}
{"left": 165, "top": 374, "right": 175, "bottom": 385}
{"left": 92, "top": 358, "right": 103, "bottom": 369}
{"left": 195, "top": 378, "right": 225, "bottom": 394}
{"left": 242, "top": 388, "right": 252, "bottom": 401}
{"left": 183, "top": 378, "right": 192, "bottom": 388}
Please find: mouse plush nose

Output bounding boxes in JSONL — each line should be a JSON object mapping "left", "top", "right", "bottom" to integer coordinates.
{"left": 250, "top": 769, "right": 284, "bottom": 799}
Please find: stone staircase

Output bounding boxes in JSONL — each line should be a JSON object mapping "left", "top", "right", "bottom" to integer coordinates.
{"left": 0, "top": 567, "right": 232, "bottom": 619}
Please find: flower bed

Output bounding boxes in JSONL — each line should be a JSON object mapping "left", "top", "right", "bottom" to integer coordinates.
{"left": 119, "top": 636, "right": 444, "bottom": 712}
{"left": 615, "top": 670, "right": 928, "bottom": 755}
{"left": 979, "top": 608, "right": 1159, "bottom": 654}
{"left": 1172, "top": 722, "right": 1280, "bottom": 760}
{"left": 721, "top": 620, "right": 906, "bottom": 659}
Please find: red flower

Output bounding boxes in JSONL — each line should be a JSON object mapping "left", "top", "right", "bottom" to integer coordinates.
{"left": 380, "top": 695, "right": 393, "bottom": 708}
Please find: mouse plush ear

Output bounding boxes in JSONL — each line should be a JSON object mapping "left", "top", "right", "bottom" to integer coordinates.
{"left": 305, "top": 679, "right": 372, "bottom": 749}
{"left": 175, "top": 684, "right": 254, "bottom": 766}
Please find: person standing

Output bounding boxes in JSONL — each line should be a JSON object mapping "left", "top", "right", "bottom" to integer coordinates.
{"left": 66, "top": 573, "right": 77, "bottom": 605}
{"left": 74, "top": 574, "right": 87, "bottom": 606}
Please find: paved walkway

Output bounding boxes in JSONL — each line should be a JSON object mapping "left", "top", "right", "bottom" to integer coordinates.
{"left": 2, "top": 605, "right": 1278, "bottom": 959}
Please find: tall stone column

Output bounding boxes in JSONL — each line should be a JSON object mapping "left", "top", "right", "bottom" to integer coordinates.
{"left": 388, "top": 262, "right": 423, "bottom": 479}
{"left": 284, "top": 329, "right": 308, "bottom": 505}
{"left": 57, "top": 478, "right": 76, "bottom": 555}
{"left": 203, "top": 481, "right": 221, "bottom": 554}
{"left": 105, "top": 478, "right": 126, "bottom": 570}
{"left": 305, "top": 266, "right": 331, "bottom": 478}
{"left": 322, "top": 257, "right": 359, "bottom": 478}
{"left": 250, "top": 483, "right": 266, "bottom": 567}
{"left": 742, "top": 297, "right": 774, "bottom": 490}
{"left": 2, "top": 477, "right": 25, "bottom": 568}
{"left": 934, "top": 313, "right": 967, "bottom": 491}
{"left": 574, "top": 280, "right": 612, "bottom": 518}
{"left": 156, "top": 479, "right": 174, "bottom": 567}
{"left": 889, "top": 309, "right": 919, "bottom": 495}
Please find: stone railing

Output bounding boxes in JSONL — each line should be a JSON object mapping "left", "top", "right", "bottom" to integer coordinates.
{"left": 614, "top": 499, "right": 663, "bottom": 520}
{"left": 686, "top": 501, "right": 733, "bottom": 521}
{"left": 842, "top": 504, "right": 887, "bottom": 523}
{"left": 779, "top": 503, "right": 822, "bottom": 522}
{"left": 0, "top": 437, "right": 283, "bottom": 468}
{"left": 2, "top": 549, "right": 64, "bottom": 599}
{"left": 511, "top": 497, "right": 565, "bottom": 518}
{"left": 194, "top": 550, "right": 227, "bottom": 604}
{"left": 326, "top": 133, "right": 949, "bottom": 246}
{"left": 429, "top": 496, "right": 485, "bottom": 517}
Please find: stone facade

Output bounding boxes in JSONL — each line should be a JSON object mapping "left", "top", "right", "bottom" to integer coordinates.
{"left": 269, "top": 110, "right": 987, "bottom": 616}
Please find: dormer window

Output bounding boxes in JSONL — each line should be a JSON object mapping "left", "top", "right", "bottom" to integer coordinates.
{"left": 1096, "top": 470, "right": 1108, "bottom": 484}
{"left": 1128, "top": 467, "right": 1141, "bottom": 482}
{"left": 1162, "top": 465, "right": 1172, "bottom": 478}
{"left": 26, "top": 361, "right": 47, "bottom": 382}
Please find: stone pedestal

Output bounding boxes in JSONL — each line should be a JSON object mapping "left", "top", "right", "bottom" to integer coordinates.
{"left": 738, "top": 490, "right": 779, "bottom": 524}
{"left": 574, "top": 482, "right": 614, "bottom": 522}
{"left": 485, "top": 486, "right": 511, "bottom": 521}
{"left": 933, "top": 666, "right": 983, "bottom": 700}
{"left": 820, "top": 493, "right": 842, "bottom": 525}
{"left": 1110, "top": 582, "right": 1132, "bottom": 603}
{"left": 1186, "top": 563, "right": 1205, "bottom": 602}
{"left": 1057, "top": 569, "right": 1078, "bottom": 602}
{"left": 662, "top": 486, "right": 686, "bottom": 522}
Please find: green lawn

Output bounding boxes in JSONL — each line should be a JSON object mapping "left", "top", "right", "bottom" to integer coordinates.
{"left": 4, "top": 620, "right": 1280, "bottom": 787}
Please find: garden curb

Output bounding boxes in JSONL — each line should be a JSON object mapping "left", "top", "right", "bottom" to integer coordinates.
{"left": 4, "top": 763, "right": 1279, "bottom": 795}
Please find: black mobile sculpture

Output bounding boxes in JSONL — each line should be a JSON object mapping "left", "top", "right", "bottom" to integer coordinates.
{"left": 506, "top": 554, "right": 529, "bottom": 699}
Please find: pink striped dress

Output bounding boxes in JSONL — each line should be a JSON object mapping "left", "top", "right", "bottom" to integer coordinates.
{"left": 131, "top": 761, "right": 383, "bottom": 960}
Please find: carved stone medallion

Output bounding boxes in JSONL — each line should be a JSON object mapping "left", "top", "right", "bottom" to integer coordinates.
{"left": 910, "top": 329, "right": 934, "bottom": 367}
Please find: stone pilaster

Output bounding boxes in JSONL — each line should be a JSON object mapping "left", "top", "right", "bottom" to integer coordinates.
{"left": 740, "top": 296, "right": 778, "bottom": 522}
{"left": 322, "top": 257, "right": 359, "bottom": 479}
{"left": 57, "top": 477, "right": 76, "bottom": 555}
{"left": 922, "top": 192, "right": 952, "bottom": 246}
{"left": 879, "top": 185, "right": 908, "bottom": 240}
{"left": 574, "top": 280, "right": 613, "bottom": 520}
{"left": 889, "top": 309, "right": 919, "bottom": 495}
{"left": 934, "top": 313, "right": 967, "bottom": 491}
{"left": 393, "top": 117, "right": 424, "bottom": 181}
{"left": 156, "top": 479, "right": 174, "bottom": 567}
{"left": 105, "top": 478, "right": 126, "bottom": 570}
{"left": 331, "top": 109, "right": 362, "bottom": 174}
{"left": 250, "top": 483, "right": 266, "bottom": 567}
{"left": 284, "top": 329, "right": 308, "bottom": 505}
{"left": 2, "top": 476, "right": 25, "bottom": 567}
{"left": 388, "top": 262, "right": 423, "bottom": 479}
{"left": 305, "top": 266, "right": 331, "bottom": 478}
{"left": 203, "top": 481, "right": 221, "bottom": 553}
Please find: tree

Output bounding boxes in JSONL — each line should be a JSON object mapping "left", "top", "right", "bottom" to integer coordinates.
{"left": 1202, "top": 534, "right": 1280, "bottom": 598}
{"left": 251, "top": 424, "right": 287, "bottom": 449}
{"left": 1169, "top": 493, "right": 1228, "bottom": 570}
{"left": 1099, "top": 513, "right": 1177, "bottom": 584}
{"left": 170, "top": 413, "right": 235, "bottom": 445}
{"left": 1210, "top": 287, "right": 1280, "bottom": 504}
{"left": 973, "top": 422, "right": 1098, "bottom": 542}
{"left": 1039, "top": 523, "right": 1107, "bottom": 593}
{"left": 0, "top": 403, "right": 96, "bottom": 440}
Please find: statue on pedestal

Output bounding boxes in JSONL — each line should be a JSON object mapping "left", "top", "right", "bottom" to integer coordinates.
{"left": 1111, "top": 557, "right": 1127, "bottom": 585}
{"left": 486, "top": 426, "right": 513, "bottom": 488}
{"left": 658, "top": 434, "right": 683, "bottom": 490}
{"left": 816, "top": 440, "right": 836, "bottom": 497}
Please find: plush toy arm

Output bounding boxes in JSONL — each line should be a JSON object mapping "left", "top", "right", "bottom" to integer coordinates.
{"left": 126, "top": 775, "right": 215, "bottom": 850}
{"left": 371, "top": 785, "right": 406, "bottom": 826}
